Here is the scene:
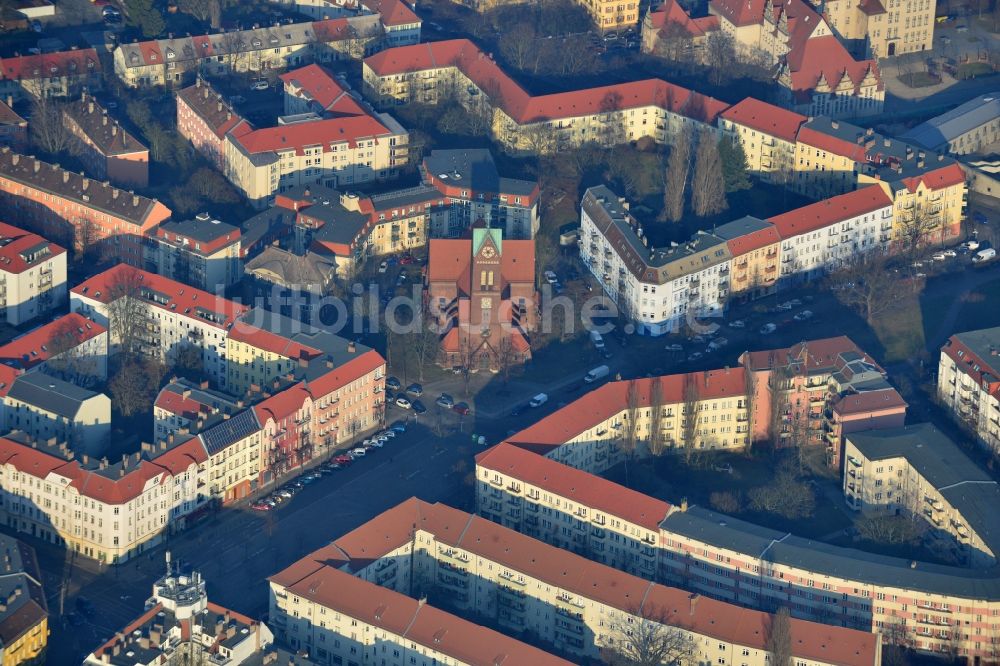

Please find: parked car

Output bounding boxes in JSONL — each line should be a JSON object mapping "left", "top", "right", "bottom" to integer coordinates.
{"left": 707, "top": 337, "right": 729, "bottom": 351}
{"left": 349, "top": 447, "right": 367, "bottom": 458}
{"left": 250, "top": 78, "right": 269, "bottom": 90}
{"left": 543, "top": 270, "right": 558, "bottom": 284}
{"left": 943, "top": 249, "right": 958, "bottom": 257}
{"left": 390, "top": 423, "right": 407, "bottom": 433}
{"left": 406, "top": 383, "right": 423, "bottom": 396}
{"left": 529, "top": 393, "right": 548, "bottom": 408}
{"left": 436, "top": 393, "right": 455, "bottom": 408}
{"left": 932, "top": 252, "right": 948, "bottom": 261}
{"left": 962, "top": 240, "right": 981, "bottom": 251}
{"left": 974, "top": 248, "right": 997, "bottom": 264}
{"left": 776, "top": 302, "right": 793, "bottom": 311}
{"left": 590, "top": 330, "right": 605, "bottom": 349}
{"left": 584, "top": 365, "right": 610, "bottom": 383}
{"left": 334, "top": 454, "right": 353, "bottom": 465}
{"left": 378, "top": 261, "right": 388, "bottom": 273}
{"left": 395, "top": 396, "right": 412, "bottom": 409}
{"left": 793, "top": 310, "right": 814, "bottom": 321}
{"left": 727, "top": 319, "right": 745, "bottom": 328}
{"left": 760, "top": 323, "right": 777, "bottom": 335}
{"left": 386, "top": 376, "right": 401, "bottom": 390}
{"left": 687, "top": 352, "right": 703, "bottom": 361}
{"left": 380, "top": 430, "right": 396, "bottom": 438}
{"left": 412, "top": 400, "right": 427, "bottom": 415}
{"left": 453, "top": 402, "right": 471, "bottom": 416}
{"left": 367, "top": 439, "right": 384, "bottom": 448}
{"left": 665, "top": 344, "right": 684, "bottom": 352}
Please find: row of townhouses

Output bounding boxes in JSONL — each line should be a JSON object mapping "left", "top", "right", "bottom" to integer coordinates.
{"left": 475, "top": 416, "right": 1000, "bottom": 660}
{"left": 269, "top": 498, "right": 880, "bottom": 666}
{"left": 112, "top": 11, "right": 415, "bottom": 90}
{"left": 938, "top": 326, "right": 1000, "bottom": 458}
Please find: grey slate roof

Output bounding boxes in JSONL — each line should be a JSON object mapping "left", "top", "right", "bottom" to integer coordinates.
{"left": 160, "top": 217, "right": 240, "bottom": 244}
{"left": 6, "top": 372, "right": 100, "bottom": 418}
{"left": 663, "top": 423, "right": 1000, "bottom": 599}
{"left": 902, "top": 92, "right": 1000, "bottom": 152}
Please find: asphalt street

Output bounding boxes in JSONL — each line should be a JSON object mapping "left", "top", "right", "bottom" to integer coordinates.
{"left": 29, "top": 419, "right": 481, "bottom": 663}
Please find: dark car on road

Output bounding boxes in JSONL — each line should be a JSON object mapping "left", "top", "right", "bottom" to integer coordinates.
{"left": 436, "top": 393, "right": 455, "bottom": 408}
{"left": 406, "top": 383, "right": 423, "bottom": 396}
{"left": 412, "top": 400, "right": 427, "bottom": 414}
{"left": 386, "top": 376, "right": 401, "bottom": 390}
{"left": 452, "top": 402, "right": 471, "bottom": 416}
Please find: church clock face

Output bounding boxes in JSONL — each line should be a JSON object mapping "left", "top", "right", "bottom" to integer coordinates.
{"left": 480, "top": 297, "right": 492, "bottom": 310}
{"left": 481, "top": 245, "right": 496, "bottom": 259}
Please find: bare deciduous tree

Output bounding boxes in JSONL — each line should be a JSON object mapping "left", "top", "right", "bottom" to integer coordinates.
{"left": 648, "top": 376, "right": 666, "bottom": 455}
{"left": 30, "top": 96, "right": 72, "bottom": 154}
{"left": 682, "top": 373, "right": 700, "bottom": 464}
{"left": 827, "top": 251, "right": 905, "bottom": 326}
{"left": 661, "top": 126, "right": 691, "bottom": 223}
{"left": 44, "top": 319, "right": 99, "bottom": 387}
{"left": 765, "top": 607, "right": 793, "bottom": 666}
{"left": 691, "top": 128, "right": 728, "bottom": 217}
{"left": 601, "top": 604, "right": 699, "bottom": 666}
{"left": 106, "top": 267, "right": 150, "bottom": 360}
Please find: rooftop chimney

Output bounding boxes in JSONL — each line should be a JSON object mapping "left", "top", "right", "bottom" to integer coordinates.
{"left": 347, "top": 341, "right": 356, "bottom": 353}
{"left": 88, "top": 101, "right": 94, "bottom": 114}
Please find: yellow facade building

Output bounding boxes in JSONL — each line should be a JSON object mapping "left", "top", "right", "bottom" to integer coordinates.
{"left": 0, "top": 536, "right": 47, "bottom": 666}
{"left": 822, "top": 0, "right": 934, "bottom": 57}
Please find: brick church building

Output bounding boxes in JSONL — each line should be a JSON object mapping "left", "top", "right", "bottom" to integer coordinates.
{"left": 425, "top": 228, "right": 536, "bottom": 372}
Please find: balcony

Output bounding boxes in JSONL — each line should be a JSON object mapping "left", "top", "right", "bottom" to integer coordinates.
{"left": 498, "top": 571, "right": 525, "bottom": 586}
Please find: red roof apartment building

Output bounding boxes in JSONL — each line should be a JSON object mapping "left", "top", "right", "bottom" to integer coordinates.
{"left": 175, "top": 80, "right": 249, "bottom": 172}
{"left": 0, "top": 97, "right": 27, "bottom": 151}
{"left": 0, "top": 220, "right": 66, "bottom": 325}
{"left": 0, "top": 148, "right": 171, "bottom": 265}
{"left": 425, "top": 228, "right": 536, "bottom": 372}
{"left": 0, "top": 48, "right": 102, "bottom": 101}
{"left": 179, "top": 67, "right": 408, "bottom": 209}
{"left": 63, "top": 92, "right": 149, "bottom": 188}
{"left": 271, "top": 497, "right": 880, "bottom": 666}
{"left": 938, "top": 327, "right": 1000, "bottom": 456}
{"left": 362, "top": 39, "right": 729, "bottom": 154}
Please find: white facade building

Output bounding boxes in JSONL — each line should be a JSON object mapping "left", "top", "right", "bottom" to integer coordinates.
{"left": 580, "top": 185, "right": 731, "bottom": 336}
{"left": 770, "top": 185, "right": 894, "bottom": 284}
{"left": 0, "top": 222, "right": 67, "bottom": 326}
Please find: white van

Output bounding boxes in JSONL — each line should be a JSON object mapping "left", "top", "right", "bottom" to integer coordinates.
{"left": 584, "top": 365, "right": 610, "bottom": 383}
{"left": 529, "top": 393, "right": 548, "bottom": 408}
{"left": 590, "top": 330, "right": 605, "bottom": 349}
{"left": 974, "top": 248, "right": 996, "bottom": 264}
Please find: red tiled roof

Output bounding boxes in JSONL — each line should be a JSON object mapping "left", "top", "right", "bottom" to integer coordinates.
{"left": 279, "top": 64, "right": 367, "bottom": 117}
{"left": 425, "top": 238, "right": 535, "bottom": 285}
{"left": 899, "top": 162, "right": 966, "bottom": 192}
{"left": 720, "top": 97, "right": 807, "bottom": 144}
{"left": 154, "top": 389, "right": 211, "bottom": 421}
{"left": 830, "top": 387, "right": 907, "bottom": 415}
{"left": 725, "top": 225, "right": 781, "bottom": 257}
{"left": 253, "top": 384, "right": 310, "bottom": 423}
{"left": 0, "top": 313, "right": 104, "bottom": 371}
{"left": 710, "top": 0, "right": 767, "bottom": 26}
{"left": 0, "top": 48, "right": 101, "bottom": 81}
{"left": 226, "top": 322, "right": 321, "bottom": 360}
{"left": 231, "top": 115, "right": 392, "bottom": 155}
{"left": 504, "top": 371, "right": 747, "bottom": 449}
{"left": 740, "top": 336, "right": 875, "bottom": 373}
{"left": 307, "top": 349, "right": 385, "bottom": 398}
{"left": 796, "top": 124, "right": 868, "bottom": 161}
{"left": 858, "top": 0, "right": 887, "bottom": 14}
{"left": 364, "top": 40, "right": 729, "bottom": 125}
{"left": 649, "top": 0, "right": 719, "bottom": 37}
{"left": 359, "top": 0, "right": 420, "bottom": 26}
{"left": 0, "top": 221, "right": 66, "bottom": 274}
{"left": 72, "top": 265, "right": 248, "bottom": 330}
{"left": 285, "top": 498, "right": 879, "bottom": 665}
{"left": 149, "top": 437, "right": 209, "bottom": 475}
{"left": 769, "top": 185, "right": 892, "bottom": 239}
{"left": 476, "top": 443, "right": 671, "bottom": 530}
{"left": 272, "top": 559, "right": 571, "bottom": 665}
{"left": 785, "top": 35, "right": 881, "bottom": 100}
